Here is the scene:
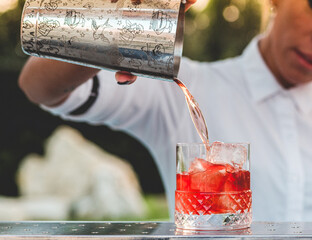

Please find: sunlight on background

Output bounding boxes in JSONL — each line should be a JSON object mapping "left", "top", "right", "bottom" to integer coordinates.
{"left": 223, "top": 5, "right": 240, "bottom": 22}
{"left": 0, "top": 0, "right": 18, "bottom": 14}
{"left": 184, "top": 0, "right": 271, "bottom": 61}
{"left": 191, "top": 0, "right": 210, "bottom": 12}
{"left": 190, "top": 0, "right": 271, "bottom": 29}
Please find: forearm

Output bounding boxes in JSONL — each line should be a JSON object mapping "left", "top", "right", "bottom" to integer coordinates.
{"left": 18, "top": 57, "right": 100, "bottom": 107}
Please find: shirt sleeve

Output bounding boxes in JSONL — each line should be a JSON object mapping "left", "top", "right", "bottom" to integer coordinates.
{"left": 40, "top": 78, "right": 93, "bottom": 117}
{"left": 41, "top": 57, "right": 201, "bottom": 151}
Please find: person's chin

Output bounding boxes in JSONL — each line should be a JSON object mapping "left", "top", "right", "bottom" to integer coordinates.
{"left": 287, "top": 71, "right": 312, "bottom": 87}
{"left": 280, "top": 63, "right": 312, "bottom": 88}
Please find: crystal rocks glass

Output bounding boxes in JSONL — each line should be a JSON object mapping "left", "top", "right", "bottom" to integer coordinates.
{"left": 175, "top": 142, "right": 252, "bottom": 231}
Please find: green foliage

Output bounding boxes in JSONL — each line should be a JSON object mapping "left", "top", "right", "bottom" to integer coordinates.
{"left": 184, "top": 0, "right": 262, "bottom": 62}
{"left": 0, "top": 0, "right": 27, "bottom": 71}
{"left": 67, "top": 194, "right": 169, "bottom": 221}
{"left": 82, "top": 194, "right": 169, "bottom": 221}
{"left": 143, "top": 194, "right": 170, "bottom": 221}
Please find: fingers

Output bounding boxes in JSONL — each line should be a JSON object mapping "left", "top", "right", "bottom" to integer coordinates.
{"left": 185, "top": 3, "right": 192, "bottom": 11}
{"left": 131, "top": 0, "right": 142, "bottom": 5}
{"left": 128, "top": 0, "right": 196, "bottom": 11}
{"left": 115, "top": 0, "right": 196, "bottom": 11}
{"left": 185, "top": 0, "right": 197, "bottom": 11}
{"left": 115, "top": 71, "right": 137, "bottom": 85}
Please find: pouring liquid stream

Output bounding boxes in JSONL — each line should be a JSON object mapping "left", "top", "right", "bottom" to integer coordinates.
{"left": 174, "top": 78, "right": 210, "bottom": 152}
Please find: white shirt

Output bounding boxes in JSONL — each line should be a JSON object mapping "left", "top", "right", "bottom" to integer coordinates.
{"left": 43, "top": 37, "right": 312, "bottom": 222}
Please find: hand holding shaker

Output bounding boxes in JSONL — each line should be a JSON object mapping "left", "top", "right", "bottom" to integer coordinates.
{"left": 21, "top": 0, "right": 185, "bottom": 81}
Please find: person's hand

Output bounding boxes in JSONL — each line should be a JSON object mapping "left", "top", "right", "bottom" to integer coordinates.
{"left": 185, "top": 0, "right": 197, "bottom": 11}
{"left": 116, "top": 0, "right": 197, "bottom": 85}
{"left": 115, "top": 71, "right": 137, "bottom": 85}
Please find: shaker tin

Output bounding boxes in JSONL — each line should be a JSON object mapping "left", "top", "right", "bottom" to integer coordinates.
{"left": 21, "top": 0, "right": 185, "bottom": 81}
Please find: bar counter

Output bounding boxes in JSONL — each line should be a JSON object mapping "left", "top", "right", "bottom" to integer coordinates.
{"left": 0, "top": 221, "right": 311, "bottom": 239}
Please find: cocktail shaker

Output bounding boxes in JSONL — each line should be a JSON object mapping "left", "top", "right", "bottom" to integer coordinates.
{"left": 21, "top": 0, "right": 185, "bottom": 81}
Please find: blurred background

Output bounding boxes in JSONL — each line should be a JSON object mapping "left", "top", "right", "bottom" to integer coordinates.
{"left": 0, "top": 0, "right": 269, "bottom": 221}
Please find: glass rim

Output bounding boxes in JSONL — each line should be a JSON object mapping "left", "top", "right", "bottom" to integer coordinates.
{"left": 176, "top": 142, "right": 250, "bottom": 146}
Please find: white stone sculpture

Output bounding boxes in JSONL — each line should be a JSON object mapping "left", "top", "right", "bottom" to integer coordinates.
{"left": 9, "top": 125, "right": 147, "bottom": 220}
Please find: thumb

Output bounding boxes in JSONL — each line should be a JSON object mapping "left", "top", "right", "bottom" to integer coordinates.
{"left": 115, "top": 71, "right": 137, "bottom": 85}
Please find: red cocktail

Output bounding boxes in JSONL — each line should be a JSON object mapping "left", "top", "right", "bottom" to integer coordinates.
{"left": 175, "top": 142, "right": 252, "bottom": 230}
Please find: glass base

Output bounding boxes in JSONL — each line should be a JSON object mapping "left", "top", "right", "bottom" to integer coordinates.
{"left": 175, "top": 211, "right": 252, "bottom": 231}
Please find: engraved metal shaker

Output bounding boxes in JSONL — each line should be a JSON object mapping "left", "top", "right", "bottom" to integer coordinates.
{"left": 21, "top": 0, "right": 185, "bottom": 81}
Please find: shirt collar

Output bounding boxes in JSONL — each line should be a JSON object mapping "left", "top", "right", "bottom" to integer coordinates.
{"left": 288, "top": 82, "right": 312, "bottom": 115}
{"left": 242, "top": 37, "right": 283, "bottom": 103}
{"left": 242, "top": 37, "right": 312, "bottom": 114}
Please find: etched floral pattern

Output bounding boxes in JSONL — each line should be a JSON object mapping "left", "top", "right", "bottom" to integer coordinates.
{"left": 21, "top": 0, "right": 184, "bottom": 80}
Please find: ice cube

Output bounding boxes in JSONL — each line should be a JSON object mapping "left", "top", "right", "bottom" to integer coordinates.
{"left": 208, "top": 142, "right": 247, "bottom": 168}
{"left": 188, "top": 158, "right": 210, "bottom": 173}
{"left": 188, "top": 158, "right": 229, "bottom": 192}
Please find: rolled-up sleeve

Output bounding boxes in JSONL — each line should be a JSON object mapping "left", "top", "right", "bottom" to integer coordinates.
{"left": 40, "top": 58, "right": 200, "bottom": 145}
{"left": 40, "top": 78, "right": 93, "bottom": 117}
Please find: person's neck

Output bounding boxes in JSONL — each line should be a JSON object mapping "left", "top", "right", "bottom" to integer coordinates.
{"left": 258, "top": 36, "right": 294, "bottom": 89}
